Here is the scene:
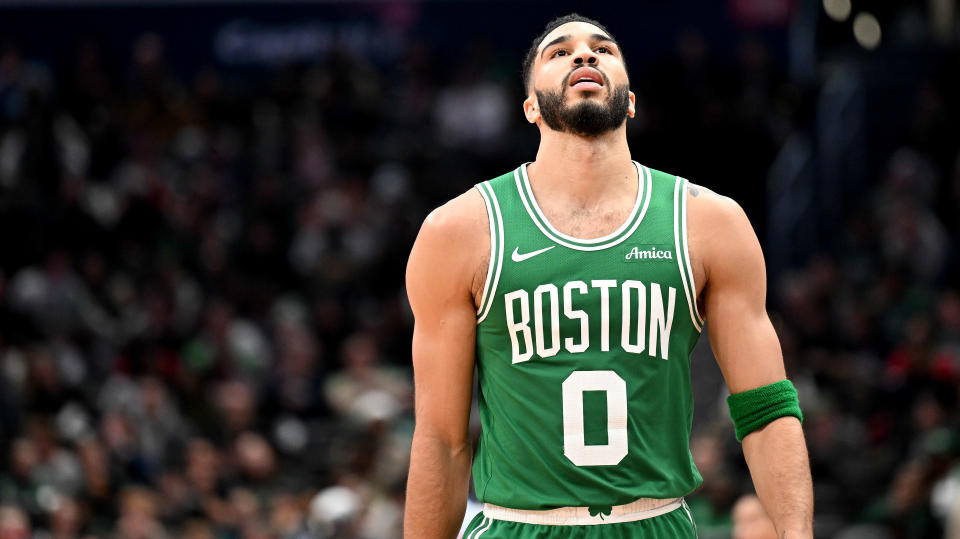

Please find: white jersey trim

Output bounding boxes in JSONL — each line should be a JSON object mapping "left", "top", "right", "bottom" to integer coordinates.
{"left": 514, "top": 162, "right": 652, "bottom": 251}
{"left": 674, "top": 177, "right": 702, "bottom": 332}
{"left": 466, "top": 516, "right": 492, "bottom": 539}
{"left": 476, "top": 182, "right": 504, "bottom": 324}
{"left": 681, "top": 498, "right": 695, "bottom": 526}
{"left": 475, "top": 183, "right": 496, "bottom": 318}
{"left": 681, "top": 178, "right": 705, "bottom": 328}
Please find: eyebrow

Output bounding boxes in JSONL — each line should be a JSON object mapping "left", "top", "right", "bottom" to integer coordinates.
{"left": 539, "top": 33, "right": 618, "bottom": 59}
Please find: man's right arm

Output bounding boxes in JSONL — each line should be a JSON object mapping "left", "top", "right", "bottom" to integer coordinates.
{"left": 404, "top": 190, "right": 487, "bottom": 538}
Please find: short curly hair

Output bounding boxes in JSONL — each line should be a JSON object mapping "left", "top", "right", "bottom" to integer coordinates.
{"left": 521, "top": 13, "right": 619, "bottom": 94}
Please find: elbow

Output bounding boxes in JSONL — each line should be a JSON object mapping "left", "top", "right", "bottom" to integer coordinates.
{"left": 412, "top": 425, "right": 472, "bottom": 458}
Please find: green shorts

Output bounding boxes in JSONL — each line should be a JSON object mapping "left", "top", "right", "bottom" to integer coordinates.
{"left": 462, "top": 499, "right": 697, "bottom": 538}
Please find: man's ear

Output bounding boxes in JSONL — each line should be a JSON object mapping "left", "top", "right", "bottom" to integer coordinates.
{"left": 523, "top": 94, "right": 540, "bottom": 124}
{"left": 627, "top": 90, "right": 636, "bottom": 118}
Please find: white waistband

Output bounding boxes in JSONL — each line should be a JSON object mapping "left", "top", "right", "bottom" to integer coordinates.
{"left": 482, "top": 497, "right": 682, "bottom": 526}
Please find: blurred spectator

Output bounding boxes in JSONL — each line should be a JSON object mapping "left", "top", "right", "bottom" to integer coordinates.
{"left": 0, "top": 505, "right": 30, "bottom": 539}
{"left": 48, "top": 495, "right": 85, "bottom": 539}
{"left": 732, "top": 494, "right": 777, "bottom": 539}
{"left": 864, "top": 458, "right": 946, "bottom": 538}
{"left": 433, "top": 49, "right": 509, "bottom": 152}
{"left": 324, "top": 332, "right": 411, "bottom": 425}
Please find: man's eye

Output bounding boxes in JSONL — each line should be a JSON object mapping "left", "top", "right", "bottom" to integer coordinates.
{"left": 597, "top": 47, "right": 608, "bottom": 54}
{"left": 555, "top": 50, "right": 567, "bottom": 57}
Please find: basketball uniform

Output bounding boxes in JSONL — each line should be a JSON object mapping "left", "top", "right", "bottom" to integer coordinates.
{"left": 465, "top": 162, "right": 703, "bottom": 537}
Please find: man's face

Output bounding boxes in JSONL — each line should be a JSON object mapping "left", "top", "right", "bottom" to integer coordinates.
{"left": 526, "top": 21, "right": 634, "bottom": 137}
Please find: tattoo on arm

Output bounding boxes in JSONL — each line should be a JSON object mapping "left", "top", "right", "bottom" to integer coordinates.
{"left": 689, "top": 186, "right": 700, "bottom": 197}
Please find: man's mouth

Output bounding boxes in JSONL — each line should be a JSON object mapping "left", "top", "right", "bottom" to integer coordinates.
{"left": 568, "top": 67, "right": 605, "bottom": 90}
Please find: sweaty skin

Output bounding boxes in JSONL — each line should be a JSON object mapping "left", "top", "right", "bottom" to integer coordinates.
{"left": 404, "top": 21, "right": 812, "bottom": 539}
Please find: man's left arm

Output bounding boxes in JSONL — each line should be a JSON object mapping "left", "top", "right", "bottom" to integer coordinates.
{"left": 692, "top": 190, "right": 813, "bottom": 538}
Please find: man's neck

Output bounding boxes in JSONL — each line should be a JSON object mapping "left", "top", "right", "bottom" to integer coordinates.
{"left": 527, "top": 127, "right": 635, "bottom": 206}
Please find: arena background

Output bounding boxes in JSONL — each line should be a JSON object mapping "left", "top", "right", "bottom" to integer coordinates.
{"left": 0, "top": 0, "right": 958, "bottom": 537}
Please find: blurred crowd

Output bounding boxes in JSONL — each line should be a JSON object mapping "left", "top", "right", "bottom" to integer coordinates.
{"left": 0, "top": 31, "right": 428, "bottom": 538}
{"left": 0, "top": 9, "right": 958, "bottom": 539}
{"left": 687, "top": 46, "right": 960, "bottom": 539}
{"left": 693, "top": 146, "right": 960, "bottom": 539}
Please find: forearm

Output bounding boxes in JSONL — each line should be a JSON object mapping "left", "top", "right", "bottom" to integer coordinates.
{"left": 742, "top": 416, "right": 813, "bottom": 538}
{"left": 404, "top": 431, "right": 473, "bottom": 538}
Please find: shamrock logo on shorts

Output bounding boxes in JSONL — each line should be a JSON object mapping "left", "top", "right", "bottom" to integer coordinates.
{"left": 588, "top": 505, "right": 613, "bottom": 520}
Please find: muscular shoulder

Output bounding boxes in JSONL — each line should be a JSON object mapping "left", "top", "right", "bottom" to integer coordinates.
{"left": 407, "top": 188, "right": 490, "bottom": 308}
{"left": 685, "top": 183, "right": 764, "bottom": 289}
{"left": 686, "top": 183, "right": 751, "bottom": 237}
{"left": 419, "top": 188, "right": 488, "bottom": 245}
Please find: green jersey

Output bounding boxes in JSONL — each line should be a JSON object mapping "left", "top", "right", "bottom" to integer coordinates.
{"left": 472, "top": 162, "right": 704, "bottom": 510}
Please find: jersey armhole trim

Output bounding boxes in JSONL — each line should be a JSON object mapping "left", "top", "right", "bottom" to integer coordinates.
{"left": 681, "top": 179, "right": 706, "bottom": 328}
{"left": 674, "top": 177, "right": 704, "bottom": 332}
{"left": 476, "top": 182, "right": 504, "bottom": 324}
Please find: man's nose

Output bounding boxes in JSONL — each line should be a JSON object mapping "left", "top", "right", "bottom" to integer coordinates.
{"left": 572, "top": 47, "right": 598, "bottom": 66}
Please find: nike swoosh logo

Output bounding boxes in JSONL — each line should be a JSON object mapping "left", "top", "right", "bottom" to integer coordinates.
{"left": 511, "top": 246, "right": 555, "bottom": 262}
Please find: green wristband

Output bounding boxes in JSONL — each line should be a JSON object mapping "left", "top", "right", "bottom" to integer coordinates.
{"left": 727, "top": 379, "right": 803, "bottom": 442}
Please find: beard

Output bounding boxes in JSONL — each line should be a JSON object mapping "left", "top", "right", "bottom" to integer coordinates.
{"left": 536, "top": 83, "right": 630, "bottom": 137}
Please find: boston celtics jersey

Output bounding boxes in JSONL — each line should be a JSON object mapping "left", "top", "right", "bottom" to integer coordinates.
{"left": 472, "top": 161, "right": 705, "bottom": 510}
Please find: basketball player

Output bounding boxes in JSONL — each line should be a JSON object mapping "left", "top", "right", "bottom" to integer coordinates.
{"left": 404, "top": 14, "right": 813, "bottom": 538}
